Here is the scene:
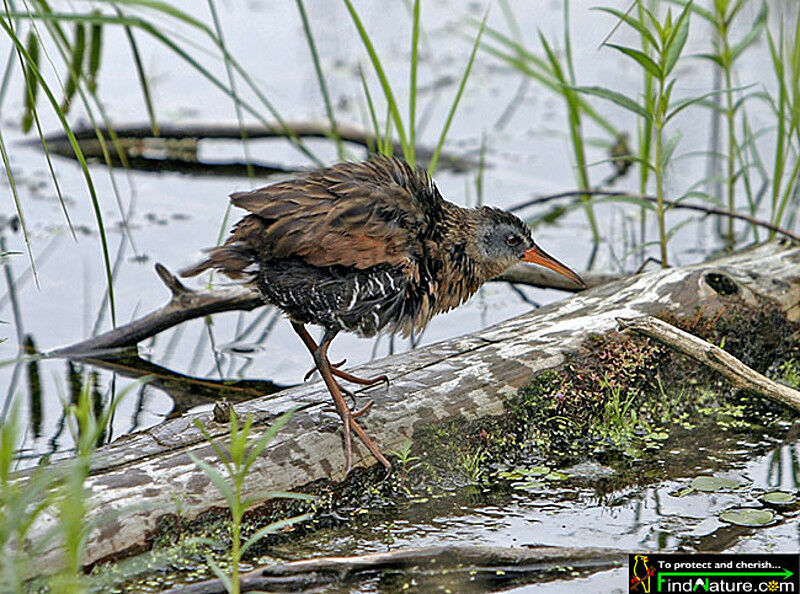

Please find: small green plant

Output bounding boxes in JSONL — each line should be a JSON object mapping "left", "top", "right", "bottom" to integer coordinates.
{"left": 0, "top": 410, "right": 54, "bottom": 593}
{"left": 190, "top": 408, "right": 315, "bottom": 594}
{"left": 686, "top": 0, "right": 767, "bottom": 247}
{"left": 778, "top": 359, "right": 800, "bottom": 389}
{"left": 49, "top": 376, "right": 140, "bottom": 593}
{"left": 392, "top": 438, "right": 421, "bottom": 474}
{"left": 598, "top": 375, "right": 639, "bottom": 443}
{"left": 579, "top": 1, "right": 694, "bottom": 267}
{"left": 764, "top": 6, "right": 800, "bottom": 235}
{"left": 460, "top": 448, "right": 487, "bottom": 484}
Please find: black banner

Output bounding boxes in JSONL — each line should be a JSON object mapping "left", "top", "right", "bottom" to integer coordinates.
{"left": 629, "top": 553, "right": 799, "bottom": 593}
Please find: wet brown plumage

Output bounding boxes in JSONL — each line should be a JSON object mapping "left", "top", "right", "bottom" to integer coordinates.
{"left": 181, "top": 155, "right": 584, "bottom": 474}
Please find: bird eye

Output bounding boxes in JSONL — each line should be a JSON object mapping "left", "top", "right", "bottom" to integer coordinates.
{"left": 505, "top": 234, "right": 521, "bottom": 247}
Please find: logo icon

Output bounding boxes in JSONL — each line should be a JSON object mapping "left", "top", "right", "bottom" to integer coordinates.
{"left": 631, "top": 554, "right": 655, "bottom": 593}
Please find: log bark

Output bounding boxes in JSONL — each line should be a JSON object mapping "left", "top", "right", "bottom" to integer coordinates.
{"left": 25, "top": 240, "right": 800, "bottom": 568}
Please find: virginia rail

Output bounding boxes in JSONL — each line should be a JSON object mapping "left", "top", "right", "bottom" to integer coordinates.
{"left": 181, "top": 156, "right": 584, "bottom": 474}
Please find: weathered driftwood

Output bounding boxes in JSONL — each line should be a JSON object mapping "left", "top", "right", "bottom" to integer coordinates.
{"left": 50, "top": 263, "right": 612, "bottom": 356}
{"left": 618, "top": 315, "right": 800, "bottom": 412}
{"left": 165, "top": 545, "right": 627, "bottom": 593}
{"left": 26, "top": 241, "right": 800, "bottom": 568}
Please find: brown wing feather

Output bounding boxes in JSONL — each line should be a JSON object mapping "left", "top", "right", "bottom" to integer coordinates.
{"left": 227, "top": 156, "right": 437, "bottom": 270}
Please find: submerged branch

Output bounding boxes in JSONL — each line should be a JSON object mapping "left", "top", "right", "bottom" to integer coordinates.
{"left": 50, "top": 263, "right": 606, "bottom": 356}
{"left": 618, "top": 315, "right": 800, "bottom": 413}
{"left": 165, "top": 545, "right": 627, "bottom": 593}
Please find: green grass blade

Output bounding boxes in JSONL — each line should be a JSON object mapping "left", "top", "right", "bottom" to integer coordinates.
{"left": 427, "top": 9, "right": 487, "bottom": 174}
{"left": 593, "top": 6, "right": 658, "bottom": 49}
{"left": 117, "top": 7, "right": 158, "bottom": 135}
{"left": 87, "top": 10, "right": 101, "bottom": 93}
{"left": 61, "top": 21, "right": 85, "bottom": 112}
{"left": 342, "top": 0, "right": 409, "bottom": 161}
{"left": 0, "top": 128, "right": 37, "bottom": 284}
{"left": 573, "top": 85, "right": 651, "bottom": 119}
{"left": 606, "top": 42, "right": 662, "bottom": 79}
{"left": 0, "top": 14, "right": 116, "bottom": 325}
{"left": 296, "top": 0, "right": 343, "bottom": 160}
{"left": 663, "top": 1, "right": 692, "bottom": 77}
{"left": 358, "top": 64, "right": 382, "bottom": 152}
{"left": 21, "top": 28, "right": 38, "bottom": 132}
{"left": 240, "top": 512, "right": 313, "bottom": 555}
{"left": 731, "top": 1, "right": 766, "bottom": 62}
{"left": 408, "top": 0, "right": 420, "bottom": 166}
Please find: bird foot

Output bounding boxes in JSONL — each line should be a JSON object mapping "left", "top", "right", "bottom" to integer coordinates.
{"left": 304, "top": 359, "right": 389, "bottom": 388}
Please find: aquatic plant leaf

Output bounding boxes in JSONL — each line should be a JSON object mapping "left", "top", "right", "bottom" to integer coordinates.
{"left": 573, "top": 85, "right": 652, "bottom": 120}
{"left": 731, "top": 2, "right": 767, "bottom": 63}
{"left": 719, "top": 508, "right": 775, "bottom": 527}
{"left": 762, "top": 491, "right": 797, "bottom": 506}
{"left": 593, "top": 7, "right": 658, "bottom": 50}
{"left": 523, "top": 466, "right": 551, "bottom": 477}
{"left": 663, "top": 2, "right": 691, "bottom": 77}
{"left": 606, "top": 43, "right": 662, "bottom": 79}
{"left": 241, "top": 512, "right": 313, "bottom": 555}
{"left": 690, "top": 476, "right": 742, "bottom": 492}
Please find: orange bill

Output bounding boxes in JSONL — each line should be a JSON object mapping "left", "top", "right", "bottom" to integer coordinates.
{"left": 523, "top": 245, "right": 586, "bottom": 288}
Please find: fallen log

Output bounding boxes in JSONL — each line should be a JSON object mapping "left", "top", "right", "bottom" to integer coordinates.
{"left": 165, "top": 544, "right": 627, "bottom": 593}
{"left": 25, "top": 240, "right": 800, "bottom": 568}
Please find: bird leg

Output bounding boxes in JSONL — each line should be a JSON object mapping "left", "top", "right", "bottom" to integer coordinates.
{"left": 293, "top": 324, "right": 389, "bottom": 387}
{"left": 292, "top": 323, "right": 392, "bottom": 475}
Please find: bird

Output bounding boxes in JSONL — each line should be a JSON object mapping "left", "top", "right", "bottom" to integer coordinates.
{"left": 181, "top": 155, "right": 584, "bottom": 475}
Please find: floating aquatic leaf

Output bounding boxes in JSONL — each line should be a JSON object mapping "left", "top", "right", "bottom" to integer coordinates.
{"left": 512, "top": 480, "right": 546, "bottom": 491}
{"left": 691, "top": 476, "right": 743, "bottom": 492}
{"left": 719, "top": 508, "right": 775, "bottom": 527}
{"left": 544, "top": 471, "right": 569, "bottom": 482}
{"left": 762, "top": 491, "right": 797, "bottom": 506}
{"left": 498, "top": 469, "right": 525, "bottom": 480}
{"left": 523, "top": 466, "right": 550, "bottom": 477}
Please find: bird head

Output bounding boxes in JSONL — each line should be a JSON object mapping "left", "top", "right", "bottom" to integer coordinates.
{"left": 472, "top": 207, "right": 585, "bottom": 288}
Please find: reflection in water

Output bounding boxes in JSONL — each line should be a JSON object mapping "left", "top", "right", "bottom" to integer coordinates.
{"left": 72, "top": 352, "right": 287, "bottom": 417}
{"left": 24, "top": 335, "right": 42, "bottom": 438}
{"left": 13, "top": 341, "right": 288, "bottom": 465}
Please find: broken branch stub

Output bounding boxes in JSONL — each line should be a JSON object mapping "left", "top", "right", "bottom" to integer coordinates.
{"left": 617, "top": 315, "right": 800, "bottom": 412}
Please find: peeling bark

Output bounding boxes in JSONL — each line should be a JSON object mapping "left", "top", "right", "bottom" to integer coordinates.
{"left": 23, "top": 240, "right": 800, "bottom": 568}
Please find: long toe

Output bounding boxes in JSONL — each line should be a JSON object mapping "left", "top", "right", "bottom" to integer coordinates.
{"left": 332, "top": 368, "right": 390, "bottom": 387}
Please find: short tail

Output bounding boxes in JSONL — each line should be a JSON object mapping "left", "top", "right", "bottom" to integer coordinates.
{"left": 179, "top": 243, "right": 257, "bottom": 280}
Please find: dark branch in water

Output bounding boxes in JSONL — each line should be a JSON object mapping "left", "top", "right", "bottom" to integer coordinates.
{"left": 508, "top": 190, "right": 800, "bottom": 243}
{"left": 50, "top": 264, "right": 263, "bottom": 357}
{"left": 164, "top": 545, "right": 627, "bottom": 593}
{"left": 618, "top": 315, "right": 800, "bottom": 412}
{"left": 49, "top": 263, "right": 613, "bottom": 356}
{"left": 38, "top": 121, "right": 478, "bottom": 174}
